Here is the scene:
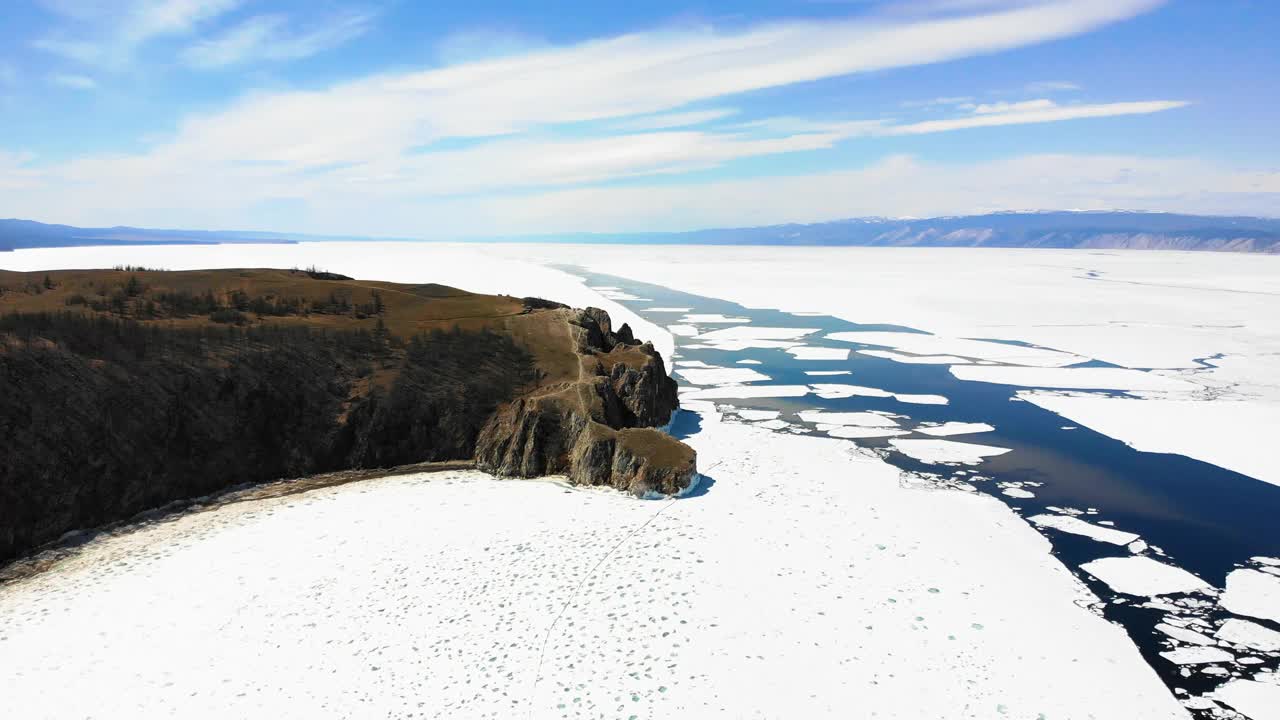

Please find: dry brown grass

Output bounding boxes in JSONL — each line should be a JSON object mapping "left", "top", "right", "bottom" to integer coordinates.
{"left": 0, "top": 268, "right": 526, "bottom": 338}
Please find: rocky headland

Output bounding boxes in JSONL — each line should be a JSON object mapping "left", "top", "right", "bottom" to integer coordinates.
{"left": 0, "top": 268, "right": 694, "bottom": 564}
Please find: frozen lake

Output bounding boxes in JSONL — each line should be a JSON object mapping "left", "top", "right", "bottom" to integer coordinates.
{"left": 572, "top": 265, "right": 1280, "bottom": 705}
{"left": 2, "top": 243, "right": 1278, "bottom": 718}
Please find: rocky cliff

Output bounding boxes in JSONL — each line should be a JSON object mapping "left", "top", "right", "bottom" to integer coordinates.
{"left": 476, "top": 307, "right": 695, "bottom": 496}
{"left": 0, "top": 269, "right": 695, "bottom": 565}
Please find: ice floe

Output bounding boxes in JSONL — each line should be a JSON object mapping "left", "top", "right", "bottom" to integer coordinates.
{"left": 1028, "top": 514, "right": 1141, "bottom": 546}
{"left": 807, "top": 384, "right": 948, "bottom": 406}
{"left": 1155, "top": 623, "right": 1215, "bottom": 646}
{"left": 681, "top": 313, "right": 749, "bottom": 323}
{"left": 804, "top": 370, "right": 851, "bottom": 376}
{"left": 826, "top": 427, "right": 909, "bottom": 439}
{"left": 951, "top": 366, "right": 1197, "bottom": 392}
{"left": 701, "top": 339, "right": 802, "bottom": 351}
{"left": 1160, "top": 646, "right": 1235, "bottom": 665}
{"left": 1221, "top": 570, "right": 1280, "bottom": 624}
{"left": 698, "top": 326, "right": 817, "bottom": 341}
{"left": 786, "top": 346, "right": 850, "bottom": 361}
{"left": 857, "top": 349, "right": 973, "bottom": 365}
{"left": 733, "top": 409, "right": 780, "bottom": 421}
{"left": 828, "top": 331, "right": 1086, "bottom": 367}
{"left": 1216, "top": 619, "right": 1280, "bottom": 652}
{"left": 680, "top": 385, "right": 811, "bottom": 401}
{"left": 1212, "top": 680, "right": 1280, "bottom": 720}
{"left": 917, "top": 422, "right": 995, "bottom": 437}
{"left": 888, "top": 439, "right": 1012, "bottom": 465}
{"left": 894, "top": 394, "right": 949, "bottom": 405}
{"left": 1021, "top": 392, "right": 1280, "bottom": 488}
{"left": 675, "top": 367, "right": 770, "bottom": 386}
{"left": 737, "top": 359, "right": 762, "bottom": 365}
{"left": 1002, "top": 487, "right": 1035, "bottom": 499}
{"left": 668, "top": 324, "right": 700, "bottom": 337}
{"left": 810, "top": 383, "right": 893, "bottom": 399}
{"left": 796, "top": 411, "right": 899, "bottom": 428}
{"left": 1080, "top": 556, "right": 1212, "bottom": 597}
{"left": 644, "top": 307, "right": 693, "bottom": 312}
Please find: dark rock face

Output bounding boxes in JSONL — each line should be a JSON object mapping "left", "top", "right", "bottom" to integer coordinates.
{"left": 0, "top": 316, "right": 534, "bottom": 564}
{"left": 476, "top": 308, "right": 695, "bottom": 496}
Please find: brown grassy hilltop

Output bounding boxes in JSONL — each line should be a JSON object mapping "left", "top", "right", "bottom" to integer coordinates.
{"left": 0, "top": 268, "right": 693, "bottom": 564}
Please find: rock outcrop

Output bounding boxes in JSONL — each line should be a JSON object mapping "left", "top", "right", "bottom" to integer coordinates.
{"left": 476, "top": 307, "right": 696, "bottom": 496}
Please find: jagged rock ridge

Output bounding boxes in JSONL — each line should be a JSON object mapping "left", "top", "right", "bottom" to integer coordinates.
{"left": 476, "top": 307, "right": 695, "bottom": 496}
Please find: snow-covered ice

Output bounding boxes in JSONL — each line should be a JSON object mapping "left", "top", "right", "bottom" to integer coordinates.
{"left": 697, "top": 326, "right": 817, "bottom": 341}
{"left": 1080, "top": 557, "right": 1212, "bottom": 597}
{"left": 679, "top": 385, "right": 811, "bottom": 401}
{"left": 680, "top": 314, "right": 748, "bottom": 324}
{"left": 805, "top": 370, "right": 851, "bottom": 376}
{"left": 796, "top": 411, "right": 899, "bottom": 428}
{"left": 918, "top": 422, "right": 995, "bottom": 437}
{"left": 1155, "top": 623, "right": 1216, "bottom": 646}
{"left": 810, "top": 383, "right": 893, "bottom": 399}
{"left": 1159, "top": 646, "right": 1235, "bottom": 665}
{"left": 732, "top": 409, "right": 780, "bottom": 421}
{"left": 950, "top": 366, "right": 1197, "bottom": 392}
{"left": 1028, "top": 514, "right": 1141, "bottom": 546}
{"left": 675, "top": 367, "right": 770, "bottom": 386}
{"left": 808, "top": 384, "right": 948, "bottom": 406}
{"left": 1215, "top": 619, "right": 1280, "bottom": 652}
{"left": 888, "top": 439, "right": 1012, "bottom": 465}
{"left": 828, "top": 331, "right": 1086, "bottom": 367}
{"left": 1212, "top": 680, "right": 1280, "bottom": 720}
{"left": 857, "top": 349, "right": 973, "bottom": 365}
{"left": 1221, "top": 570, "right": 1280, "bottom": 624}
{"left": 0, "top": 408, "right": 1189, "bottom": 719}
{"left": 1021, "top": 392, "right": 1280, "bottom": 487}
{"left": 827, "top": 427, "right": 910, "bottom": 439}
{"left": 786, "top": 346, "right": 850, "bottom": 361}
{"left": 893, "top": 393, "right": 949, "bottom": 405}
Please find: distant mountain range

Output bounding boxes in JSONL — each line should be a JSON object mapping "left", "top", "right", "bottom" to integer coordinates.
{"left": 4, "top": 211, "right": 1280, "bottom": 253}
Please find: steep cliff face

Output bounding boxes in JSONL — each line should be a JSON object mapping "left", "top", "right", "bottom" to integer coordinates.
{"left": 476, "top": 307, "right": 695, "bottom": 496}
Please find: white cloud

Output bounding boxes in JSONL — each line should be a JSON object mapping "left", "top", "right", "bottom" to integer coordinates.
{"left": 422, "top": 154, "right": 1280, "bottom": 236}
{"left": 8, "top": 151, "right": 1275, "bottom": 236}
{"left": 1025, "top": 80, "right": 1081, "bottom": 93}
{"left": 49, "top": 73, "right": 97, "bottom": 90}
{"left": 884, "top": 100, "right": 1187, "bottom": 134}
{"left": 34, "top": 0, "right": 245, "bottom": 67}
{"left": 611, "top": 109, "right": 739, "bottom": 131}
{"left": 434, "top": 28, "right": 549, "bottom": 65}
{"left": 5, "top": 0, "right": 1203, "bottom": 233}
{"left": 901, "top": 95, "right": 974, "bottom": 108}
{"left": 181, "top": 11, "right": 374, "bottom": 69}
{"left": 57, "top": 0, "right": 1164, "bottom": 169}
{"left": 970, "top": 98, "right": 1058, "bottom": 114}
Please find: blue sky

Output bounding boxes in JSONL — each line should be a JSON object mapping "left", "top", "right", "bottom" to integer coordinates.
{"left": 1, "top": 0, "right": 1277, "bottom": 236}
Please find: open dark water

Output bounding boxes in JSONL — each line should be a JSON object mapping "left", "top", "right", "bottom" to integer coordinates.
{"left": 568, "top": 267, "right": 1280, "bottom": 705}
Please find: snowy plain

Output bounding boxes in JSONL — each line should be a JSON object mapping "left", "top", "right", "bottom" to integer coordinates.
{"left": 0, "top": 414, "right": 1189, "bottom": 720}
{"left": 3, "top": 242, "right": 1279, "bottom": 718}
